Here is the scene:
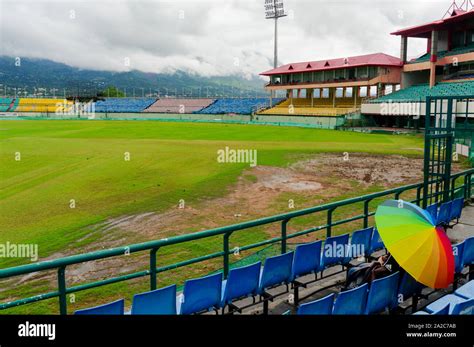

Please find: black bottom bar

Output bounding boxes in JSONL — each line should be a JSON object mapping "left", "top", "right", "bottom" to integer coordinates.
{"left": 0, "top": 315, "right": 472, "bottom": 346}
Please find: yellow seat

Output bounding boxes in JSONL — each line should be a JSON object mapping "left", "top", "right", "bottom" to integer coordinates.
{"left": 16, "top": 99, "right": 73, "bottom": 113}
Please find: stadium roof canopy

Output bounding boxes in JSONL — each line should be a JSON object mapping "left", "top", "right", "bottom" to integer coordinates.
{"left": 391, "top": 8, "right": 474, "bottom": 38}
{"left": 260, "top": 53, "right": 402, "bottom": 76}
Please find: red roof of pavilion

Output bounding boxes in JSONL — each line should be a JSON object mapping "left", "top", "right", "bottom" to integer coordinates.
{"left": 260, "top": 53, "right": 402, "bottom": 76}
{"left": 391, "top": 8, "right": 474, "bottom": 38}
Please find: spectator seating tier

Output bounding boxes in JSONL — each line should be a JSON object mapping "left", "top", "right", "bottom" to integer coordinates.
{"left": 144, "top": 98, "right": 215, "bottom": 113}
{"left": 372, "top": 81, "right": 474, "bottom": 103}
{"left": 196, "top": 98, "right": 284, "bottom": 115}
{"left": 94, "top": 98, "right": 156, "bottom": 113}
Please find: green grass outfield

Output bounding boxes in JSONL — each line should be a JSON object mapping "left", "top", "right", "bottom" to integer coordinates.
{"left": 0, "top": 120, "right": 424, "bottom": 269}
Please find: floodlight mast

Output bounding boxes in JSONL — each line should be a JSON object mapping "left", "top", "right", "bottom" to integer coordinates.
{"left": 265, "top": 0, "right": 286, "bottom": 101}
{"left": 265, "top": 0, "right": 287, "bottom": 69}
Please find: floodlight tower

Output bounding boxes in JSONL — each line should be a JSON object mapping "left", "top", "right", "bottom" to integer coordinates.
{"left": 265, "top": 0, "right": 287, "bottom": 100}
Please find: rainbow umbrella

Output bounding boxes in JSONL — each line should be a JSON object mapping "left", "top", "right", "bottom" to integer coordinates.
{"left": 374, "top": 200, "right": 454, "bottom": 289}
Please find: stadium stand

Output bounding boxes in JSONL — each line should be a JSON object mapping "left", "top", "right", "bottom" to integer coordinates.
{"left": 70, "top": 204, "right": 472, "bottom": 316}
{"left": 370, "top": 81, "right": 474, "bottom": 103}
{"left": 195, "top": 98, "right": 284, "bottom": 115}
{"left": 94, "top": 98, "right": 156, "bottom": 113}
{"left": 0, "top": 98, "right": 19, "bottom": 112}
{"left": 11, "top": 98, "right": 73, "bottom": 113}
{"left": 258, "top": 97, "right": 359, "bottom": 116}
{"left": 144, "top": 98, "right": 215, "bottom": 113}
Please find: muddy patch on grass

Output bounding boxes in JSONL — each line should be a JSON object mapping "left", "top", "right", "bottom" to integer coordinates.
{"left": 295, "top": 154, "right": 425, "bottom": 186}
{"left": 11, "top": 153, "right": 433, "bottom": 289}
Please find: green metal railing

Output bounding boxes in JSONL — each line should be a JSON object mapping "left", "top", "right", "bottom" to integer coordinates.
{"left": 1, "top": 169, "right": 473, "bottom": 314}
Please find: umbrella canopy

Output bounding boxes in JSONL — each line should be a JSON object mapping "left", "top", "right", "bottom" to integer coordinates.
{"left": 375, "top": 200, "right": 454, "bottom": 289}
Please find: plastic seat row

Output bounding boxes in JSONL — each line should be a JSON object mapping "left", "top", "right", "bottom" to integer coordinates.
{"left": 74, "top": 227, "right": 385, "bottom": 315}
{"left": 372, "top": 81, "right": 474, "bottom": 103}
{"left": 413, "top": 280, "right": 474, "bottom": 315}
{"left": 426, "top": 197, "right": 464, "bottom": 226}
{"left": 195, "top": 98, "right": 284, "bottom": 115}
{"left": 94, "top": 98, "right": 156, "bottom": 113}
{"left": 298, "top": 271, "right": 426, "bottom": 315}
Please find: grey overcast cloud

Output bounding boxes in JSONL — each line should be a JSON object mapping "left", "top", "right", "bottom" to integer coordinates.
{"left": 0, "top": 0, "right": 451, "bottom": 77}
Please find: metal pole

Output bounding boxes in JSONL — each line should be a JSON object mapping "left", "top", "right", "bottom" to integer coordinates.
{"left": 274, "top": 15, "right": 278, "bottom": 69}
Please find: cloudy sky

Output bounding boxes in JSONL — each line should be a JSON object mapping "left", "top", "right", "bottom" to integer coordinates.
{"left": 0, "top": 0, "right": 456, "bottom": 78}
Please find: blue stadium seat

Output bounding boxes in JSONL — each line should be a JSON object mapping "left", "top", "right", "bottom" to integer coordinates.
{"left": 291, "top": 241, "right": 322, "bottom": 280}
{"left": 436, "top": 201, "right": 452, "bottom": 225}
{"left": 451, "top": 298, "right": 474, "bottom": 315}
{"left": 131, "top": 285, "right": 177, "bottom": 315}
{"left": 259, "top": 252, "right": 294, "bottom": 314}
{"left": 462, "top": 237, "right": 474, "bottom": 269}
{"left": 350, "top": 227, "right": 373, "bottom": 258}
{"left": 455, "top": 280, "right": 474, "bottom": 300}
{"left": 425, "top": 294, "right": 466, "bottom": 314}
{"left": 291, "top": 241, "right": 322, "bottom": 305}
{"left": 321, "top": 234, "right": 351, "bottom": 271}
{"left": 453, "top": 241, "right": 465, "bottom": 275}
{"left": 180, "top": 273, "right": 222, "bottom": 315}
{"left": 259, "top": 252, "right": 294, "bottom": 292}
{"left": 449, "top": 198, "right": 464, "bottom": 223}
{"left": 365, "top": 272, "right": 400, "bottom": 314}
{"left": 297, "top": 293, "right": 335, "bottom": 315}
{"left": 333, "top": 283, "right": 368, "bottom": 315}
{"left": 221, "top": 262, "right": 261, "bottom": 310}
{"left": 426, "top": 203, "right": 438, "bottom": 223}
{"left": 369, "top": 228, "right": 385, "bottom": 255}
{"left": 398, "top": 272, "right": 423, "bottom": 304}
{"left": 74, "top": 299, "right": 125, "bottom": 315}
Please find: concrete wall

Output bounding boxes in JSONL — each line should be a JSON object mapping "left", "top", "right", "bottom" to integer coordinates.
{"left": 0, "top": 112, "right": 346, "bottom": 129}
{"left": 401, "top": 70, "right": 430, "bottom": 88}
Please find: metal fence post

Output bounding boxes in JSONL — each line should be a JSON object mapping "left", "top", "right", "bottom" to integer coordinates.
{"left": 150, "top": 248, "right": 159, "bottom": 291}
{"left": 281, "top": 219, "right": 289, "bottom": 254}
{"left": 416, "top": 186, "right": 422, "bottom": 206}
{"left": 464, "top": 174, "right": 469, "bottom": 200}
{"left": 58, "top": 266, "right": 67, "bottom": 315}
{"left": 327, "top": 208, "right": 335, "bottom": 238}
{"left": 363, "top": 199, "right": 372, "bottom": 229}
{"left": 223, "top": 232, "right": 231, "bottom": 279}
